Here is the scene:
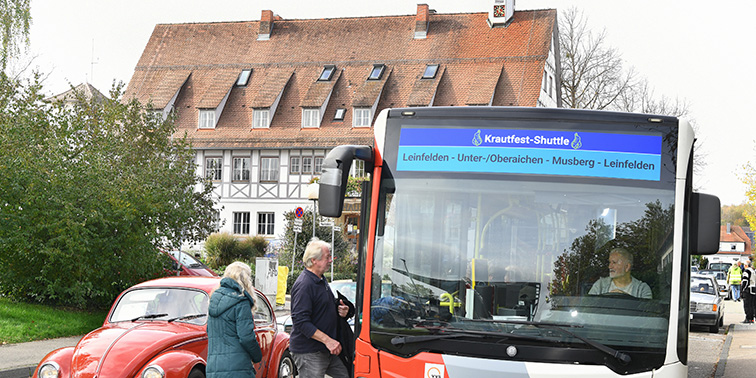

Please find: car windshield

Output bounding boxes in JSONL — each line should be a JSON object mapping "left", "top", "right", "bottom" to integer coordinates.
{"left": 331, "top": 281, "right": 357, "bottom": 304}
{"left": 691, "top": 277, "right": 716, "bottom": 296}
{"left": 110, "top": 288, "right": 209, "bottom": 325}
{"left": 169, "top": 251, "right": 205, "bottom": 268}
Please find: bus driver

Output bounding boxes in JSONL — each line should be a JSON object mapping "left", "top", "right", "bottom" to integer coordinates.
{"left": 589, "top": 248, "right": 652, "bottom": 299}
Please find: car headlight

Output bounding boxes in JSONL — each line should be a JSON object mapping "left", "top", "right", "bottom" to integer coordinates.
{"left": 142, "top": 365, "right": 165, "bottom": 378}
{"left": 38, "top": 362, "right": 60, "bottom": 378}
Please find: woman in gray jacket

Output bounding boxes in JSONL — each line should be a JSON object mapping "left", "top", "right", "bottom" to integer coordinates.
{"left": 207, "top": 261, "right": 263, "bottom": 378}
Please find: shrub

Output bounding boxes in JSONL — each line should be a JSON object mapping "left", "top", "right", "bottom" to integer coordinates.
{"left": 236, "top": 236, "right": 269, "bottom": 260}
{"left": 204, "top": 232, "right": 238, "bottom": 269}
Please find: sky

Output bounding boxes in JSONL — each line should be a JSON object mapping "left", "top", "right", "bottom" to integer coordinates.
{"left": 20, "top": 0, "right": 756, "bottom": 206}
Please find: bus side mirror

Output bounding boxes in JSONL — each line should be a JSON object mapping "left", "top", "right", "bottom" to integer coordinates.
{"left": 319, "top": 145, "right": 373, "bottom": 218}
{"left": 690, "top": 192, "right": 720, "bottom": 255}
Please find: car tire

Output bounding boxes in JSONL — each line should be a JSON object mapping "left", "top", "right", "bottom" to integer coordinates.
{"left": 719, "top": 315, "right": 724, "bottom": 327}
{"left": 709, "top": 322, "right": 720, "bottom": 333}
{"left": 278, "top": 350, "right": 296, "bottom": 378}
{"left": 188, "top": 368, "right": 205, "bottom": 378}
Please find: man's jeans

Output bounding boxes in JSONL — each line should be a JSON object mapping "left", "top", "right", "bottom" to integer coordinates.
{"left": 732, "top": 284, "right": 741, "bottom": 301}
{"left": 292, "top": 350, "right": 349, "bottom": 378}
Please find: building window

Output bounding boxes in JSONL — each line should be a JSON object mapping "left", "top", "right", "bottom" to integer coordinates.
{"left": 543, "top": 71, "right": 547, "bottom": 91}
{"left": 302, "top": 156, "right": 313, "bottom": 174}
{"left": 549, "top": 76, "right": 554, "bottom": 98}
{"left": 290, "top": 156, "right": 301, "bottom": 174}
{"left": 318, "top": 65, "right": 336, "bottom": 81}
{"left": 205, "top": 157, "right": 222, "bottom": 180}
{"left": 314, "top": 157, "right": 324, "bottom": 174}
{"left": 334, "top": 108, "right": 346, "bottom": 121}
{"left": 302, "top": 108, "right": 320, "bottom": 128}
{"left": 236, "top": 69, "right": 252, "bottom": 86}
{"left": 368, "top": 64, "right": 385, "bottom": 80}
{"left": 258, "top": 212, "right": 275, "bottom": 235}
{"left": 422, "top": 64, "right": 439, "bottom": 79}
{"left": 253, "top": 108, "right": 270, "bottom": 129}
{"left": 350, "top": 159, "right": 366, "bottom": 178}
{"left": 198, "top": 109, "right": 216, "bottom": 129}
{"left": 233, "top": 157, "right": 250, "bottom": 181}
{"left": 353, "top": 108, "right": 371, "bottom": 127}
{"left": 260, "top": 157, "right": 279, "bottom": 182}
{"left": 233, "top": 212, "right": 251, "bottom": 234}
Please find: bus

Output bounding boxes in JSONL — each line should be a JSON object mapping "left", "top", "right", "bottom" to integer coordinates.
{"left": 318, "top": 107, "right": 720, "bottom": 377}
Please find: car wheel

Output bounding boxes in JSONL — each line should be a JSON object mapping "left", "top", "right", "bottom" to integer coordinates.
{"left": 188, "top": 368, "right": 205, "bottom": 378}
{"left": 719, "top": 315, "right": 724, "bottom": 327}
{"left": 278, "top": 350, "right": 296, "bottom": 378}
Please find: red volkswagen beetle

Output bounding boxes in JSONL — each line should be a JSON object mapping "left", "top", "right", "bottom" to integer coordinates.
{"left": 34, "top": 276, "right": 295, "bottom": 378}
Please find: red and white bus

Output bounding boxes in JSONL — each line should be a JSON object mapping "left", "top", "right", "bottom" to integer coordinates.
{"left": 319, "top": 107, "right": 720, "bottom": 377}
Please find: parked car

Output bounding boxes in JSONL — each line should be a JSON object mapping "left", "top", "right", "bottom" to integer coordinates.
{"left": 691, "top": 265, "right": 699, "bottom": 273}
{"left": 34, "top": 276, "right": 295, "bottom": 378}
{"left": 162, "top": 250, "right": 219, "bottom": 277}
{"left": 690, "top": 274, "right": 725, "bottom": 333}
{"left": 698, "top": 269, "right": 729, "bottom": 299}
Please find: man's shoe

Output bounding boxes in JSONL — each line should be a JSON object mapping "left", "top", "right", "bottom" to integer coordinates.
{"left": 743, "top": 319, "right": 751, "bottom": 324}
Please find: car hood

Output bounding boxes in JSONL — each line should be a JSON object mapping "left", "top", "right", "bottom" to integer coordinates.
{"left": 690, "top": 292, "right": 718, "bottom": 305}
{"left": 70, "top": 321, "right": 206, "bottom": 378}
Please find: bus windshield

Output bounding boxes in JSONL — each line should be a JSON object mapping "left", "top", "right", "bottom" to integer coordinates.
{"left": 370, "top": 175, "right": 675, "bottom": 371}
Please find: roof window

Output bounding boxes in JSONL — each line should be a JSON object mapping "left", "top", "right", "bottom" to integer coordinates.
{"left": 334, "top": 108, "right": 346, "bottom": 121}
{"left": 236, "top": 69, "right": 252, "bottom": 86}
{"left": 368, "top": 64, "right": 385, "bottom": 80}
{"left": 318, "top": 65, "right": 336, "bottom": 81}
{"left": 422, "top": 64, "right": 439, "bottom": 79}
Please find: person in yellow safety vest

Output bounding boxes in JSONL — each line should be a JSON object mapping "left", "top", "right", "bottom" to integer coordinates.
{"left": 728, "top": 262, "right": 743, "bottom": 302}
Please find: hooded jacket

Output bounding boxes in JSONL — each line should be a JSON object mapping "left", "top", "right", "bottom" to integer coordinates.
{"left": 207, "top": 277, "right": 262, "bottom": 378}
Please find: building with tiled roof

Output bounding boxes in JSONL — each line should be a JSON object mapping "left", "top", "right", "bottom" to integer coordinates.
{"left": 46, "top": 83, "right": 107, "bottom": 106}
{"left": 124, "top": 1, "right": 561, "bottom": 242}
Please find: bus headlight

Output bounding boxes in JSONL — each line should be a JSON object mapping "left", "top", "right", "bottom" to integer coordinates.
{"left": 38, "top": 362, "right": 60, "bottom": 378}
{"left": 142, "top": 365, "right": 165, "bottom": 378}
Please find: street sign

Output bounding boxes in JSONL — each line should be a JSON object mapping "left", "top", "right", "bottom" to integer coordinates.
{"left": 293, "top": 218, "right": 303, "bottom": 226}
{"left": 293, "top": 225, "right": 302, "bottom": 233}
{"left": 295, "top": 207, "right": 304, "bottom": 218}
{"left": 333, "top": 226, "right": 342, "bottom": 232}
{"left": 320, "top": 220, "right": 334, "bottom": 227}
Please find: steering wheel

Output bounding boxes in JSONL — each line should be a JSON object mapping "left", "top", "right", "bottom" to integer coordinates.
{"left": 599, "top": 291, "right": 635, "bottom": 299}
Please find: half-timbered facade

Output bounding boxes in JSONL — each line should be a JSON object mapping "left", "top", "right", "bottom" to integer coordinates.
{"left": 124, "top": 2, "right": 561, "bottom": 243}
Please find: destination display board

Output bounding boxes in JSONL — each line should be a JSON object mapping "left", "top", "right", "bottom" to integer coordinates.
{"left": 396, "top": 127, "right": 662, "bottom": 181}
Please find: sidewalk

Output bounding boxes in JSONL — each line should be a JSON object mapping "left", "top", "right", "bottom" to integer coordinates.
{"left": 719, "top": 297, "right": 756, "bottom": 378}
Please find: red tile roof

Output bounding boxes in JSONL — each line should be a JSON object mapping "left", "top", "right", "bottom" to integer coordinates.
{"left": 124, "top": 8, "right": 557, "bottom": 149}
{"left": 720, "top": 225, "right": 753, "bottom": 253}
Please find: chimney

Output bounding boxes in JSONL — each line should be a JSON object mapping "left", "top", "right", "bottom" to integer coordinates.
{"left": 488, "top": 0, "right": 515, "bottom": 27}
{"left": 414, "top": 4, "right": 429, "bottom": 39}
{"left": 727, "top": 223, "right": 732, "bottom": 234}
{"left": 258, "top": 10, "right": 274, "bottom": 41}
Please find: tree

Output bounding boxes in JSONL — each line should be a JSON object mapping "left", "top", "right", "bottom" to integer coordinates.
{"left": 558, "top": 7, "right": 706, "bottom": 181}
{"left": 277, "top": 208, "right": 355, "bottom": 282}
{"left": 559, "top": 7, "right": 637, "bottom": 110}
{"left": 721, "top": 203, "right": 753, "bottom": 227}
{"left": 740, "top": 165, "right": 756, "bottom": 230}
{"left": 0, "top": 75, "right": 220, "bottom": 308}
{"left": 0, "top": 0, "right": 31, "bottom": 72}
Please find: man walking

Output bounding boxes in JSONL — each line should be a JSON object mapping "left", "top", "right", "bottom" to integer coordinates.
{"left": 290, "top": 238, "right": 352, "bottom": 378}
{"left": 741, "top": 258, "right": 756, "bottom": 323}
{"left": 728, "top": 262, "right": 742, "bottom": 301}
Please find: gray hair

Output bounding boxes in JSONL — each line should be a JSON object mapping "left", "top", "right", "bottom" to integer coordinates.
{"left": 303, "top": 237, "right": 330, "bottom": 268}
{"left": 223, "top": 261, "right": 257, "bottom": 310}
{"left": 610, "top": 248, "right": 633, "bottom": 266}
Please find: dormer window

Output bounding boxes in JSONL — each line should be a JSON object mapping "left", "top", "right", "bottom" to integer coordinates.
{"left": 318, "top": 65, "right": 336, "bottom": 81}
{"left": 334, "top": 108, "right": 346, "bottom": 121}
{"left": 422, "top": 64, "right": 439, "bottom": 79}
{"left": 198, "top": 109, "right": 216, "bottom": 129}
{"left": 236, "top": 69, "right": 252, "bottom": 86}
{"left": 368, "top": 64, "right": 385, "bottom": 80}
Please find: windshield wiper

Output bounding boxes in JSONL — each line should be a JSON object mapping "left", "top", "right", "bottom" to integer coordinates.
{"left": 483, "top": 320, "right": 631, "bottom": 364}
{"left": 391, "top": 332, "right": 483, "bottom": 346}
{"left": 131, "top": 313, "right": 169, "bottom": 322}
{"left": 168, "top": 313, "right": 208, "bottom": 322}
{"left": 448, "top": 319, "right": 631, "bottom": 364}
